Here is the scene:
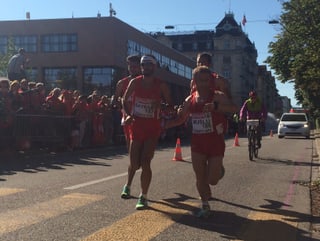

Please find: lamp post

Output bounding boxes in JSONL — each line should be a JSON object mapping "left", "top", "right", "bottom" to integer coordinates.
{"left": 165, "top": 25, "right": 175, "bottom": 30}
{"left": 268, "top": 20, "right": 280, "bottom": 24}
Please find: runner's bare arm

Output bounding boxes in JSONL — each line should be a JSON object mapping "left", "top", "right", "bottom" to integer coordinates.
{"left": 216, "top": 77, "right": 232, "bottom": 99}
{"left": 203, "top": 91, "right": 238, "bottom": 113}
{"left": 165, "top": 96, "right": 191, "bottom": 129}
{"left": 114, "top": 79, "right": 124, "bottom": 101}
{"left": 122, "top": 78, "right": 135, "bottom": 117}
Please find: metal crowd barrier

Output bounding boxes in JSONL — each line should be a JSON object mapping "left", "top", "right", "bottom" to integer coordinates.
{"left": 12, "top": 112, "right": 73, "bottom": 150}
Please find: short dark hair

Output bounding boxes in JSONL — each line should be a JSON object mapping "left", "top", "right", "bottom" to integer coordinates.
{"left": 196, "top": 52, "right": 212, "bottom": 64}
{"left": 126, "top": 55, "right": 141, "bottom": 64}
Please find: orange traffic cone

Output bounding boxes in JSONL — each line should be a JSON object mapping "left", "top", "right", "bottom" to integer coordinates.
{"left": 172, "top": 138, "right": 184, "bottom": 161}
{"left": 270, "top": 130, "right": 274, "bottom": 137}
{"left": 233, "top": 133, "right": 240, "bottom": 147}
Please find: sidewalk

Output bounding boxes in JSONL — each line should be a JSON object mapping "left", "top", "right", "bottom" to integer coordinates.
{"left": 311, "top": 129, "right": 320, "bottom": 239}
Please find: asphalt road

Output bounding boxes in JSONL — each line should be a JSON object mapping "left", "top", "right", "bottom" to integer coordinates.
{"left": 0, "top": 133, "right": 315, "bottom": 241}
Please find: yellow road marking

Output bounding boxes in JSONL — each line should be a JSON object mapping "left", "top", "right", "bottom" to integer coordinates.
{"left": 0, "top": 193, "right": 104, "bottom": 235}
{"left": 0, "top": 188, "right": 25, "bottom": 196}
{"left": 82, "top": 200, "right": 198, "bottom": 241}
{"left": 231, "top": 210, "right": 298, "bottom": 241}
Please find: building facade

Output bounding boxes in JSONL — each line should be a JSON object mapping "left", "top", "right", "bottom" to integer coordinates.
{"left": 0, "top": 16, "right": 196, "bottom": 104}
{"left": 152, "top": 12, "right": 282, "bottom": 112}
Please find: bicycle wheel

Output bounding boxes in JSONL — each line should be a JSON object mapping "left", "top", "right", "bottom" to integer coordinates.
{"left": 253, "top": 133, "right": 259, "bottom": 158}
{"left": 248, "top": 132, "right": 254, "bottom": 161}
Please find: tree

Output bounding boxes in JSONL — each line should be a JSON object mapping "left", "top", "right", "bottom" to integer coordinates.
{"left": 266, "top": 0, "right": 320, "bottom": 117}
{"left": 0, "top": 37, "right": 17, "bottom": 77}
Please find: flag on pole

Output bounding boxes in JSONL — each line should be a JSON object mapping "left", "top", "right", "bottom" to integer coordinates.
{"left": 242, "top": 15, "right": 247, "bottom": 26}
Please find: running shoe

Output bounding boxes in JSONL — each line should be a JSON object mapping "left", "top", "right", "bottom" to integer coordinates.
{"left": 196, "top": 204, "right": 211, "bottom": 218}
{"left": 121, "top": 185, "right": 130, "bottom": 199}
{"left": 135, "top": 195, "right": 148, "bottom": 210}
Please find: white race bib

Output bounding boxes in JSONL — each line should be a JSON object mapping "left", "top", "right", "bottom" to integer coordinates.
{"left": 133, "top": 97, "right": 155, "bottom": 118}
{"left": 191, "top": 112, "right": 214, "bottom": 134}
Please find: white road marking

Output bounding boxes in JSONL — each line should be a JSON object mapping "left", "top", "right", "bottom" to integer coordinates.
{"left": 64, "top": 170, "right": 141, "bottom": 190}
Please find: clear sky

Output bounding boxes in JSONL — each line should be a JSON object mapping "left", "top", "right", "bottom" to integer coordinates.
{"left": 0, "top": 0, "right": 299, "bottom": 106}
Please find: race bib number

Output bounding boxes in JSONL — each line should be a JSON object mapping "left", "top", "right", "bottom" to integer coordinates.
{"left": 191, "top": 112, "right": 214, "bottom": 134}
{"left": 133, "top": 97, "right": 155, "bottom": 118}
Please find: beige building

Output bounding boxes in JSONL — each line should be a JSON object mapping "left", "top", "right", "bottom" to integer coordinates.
{"left": 152, "top": 12, "right": 282, "bottom": 112}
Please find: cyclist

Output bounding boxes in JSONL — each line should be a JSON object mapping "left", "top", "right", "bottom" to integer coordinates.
{"left": 239, "top": 91, "right": 267, "bottom": 148}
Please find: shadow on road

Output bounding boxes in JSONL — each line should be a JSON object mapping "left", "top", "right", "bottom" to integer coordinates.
{"left": 148, "top": 193, "right": 317, "bottom": 241}
{"left": 0, "top": 146, "right": 129, "bottom": 181}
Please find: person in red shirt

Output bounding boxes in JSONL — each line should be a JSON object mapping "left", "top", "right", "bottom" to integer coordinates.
{"left": 190, "top": 52, "right": 231, "bottom": 99}
{"left": 60, "top": 90, "right": 74, "bottom": 116}
{"left": 9, "top": 80, "right": 23, "bottom": 112}
{"left": 98, "top": 95, "right": 113, "bottom": 145}
{"left": 120, "top": 54, "right": 172, "bottom": 210}
{"left": 72, "top": 95, "right": 89, "bottom": 148}
{"left": 45, "top": 88, "right": 63, "bottom": 114}
{"left": 0, "top": 78, "right": 14, "bottom": 150}
{"left": 165, "top": 66, "right": 238, "bottom": 218}
{"left": 114, "top": 55, "right": 141, "bottom": 150}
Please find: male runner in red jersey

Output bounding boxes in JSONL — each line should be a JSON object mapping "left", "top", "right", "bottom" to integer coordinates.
{"left": 120, "top": 55, "right": 172, "bottom": 210}
{"left": 190, "top": 52, "right": 231, "bottom": 99}
{"left": 114, "top": 55, "right": 141, "bottom": 150}
{"left": 165, "top": 66, "right": 238, "bottom": 217}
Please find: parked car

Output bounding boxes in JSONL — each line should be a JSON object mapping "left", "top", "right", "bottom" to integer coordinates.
{"left": 277, "top": 112, "right": 310, "bottom": 139}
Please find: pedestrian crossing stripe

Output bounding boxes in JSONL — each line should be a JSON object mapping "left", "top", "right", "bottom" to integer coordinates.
{"left": 0, "top": 188, "right": 25, "bottom": 197}
{"left": 82, "top": 200, "right": 199, "bottom": 241}
{"left": 0, "top": 193, "right": 104, "bottom": 235}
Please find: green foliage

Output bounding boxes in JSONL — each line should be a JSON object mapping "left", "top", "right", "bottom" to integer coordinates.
{"left": 0, "top": 37, "right": 19, "bottom": 77}
{"left": 266, "top": 0, "right": 320, "bottom": 117}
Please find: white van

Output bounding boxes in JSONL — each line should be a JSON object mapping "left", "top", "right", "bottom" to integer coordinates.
{"left": 277, "top": 113, "right": 310, "bottom": 139}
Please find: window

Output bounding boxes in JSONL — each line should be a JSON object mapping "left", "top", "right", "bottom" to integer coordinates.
{"left": 192, "top": 42, "right": 198, "bottom": 51}
{"left": 224, "top": 40, "right": 231, "bottom": 49}
{"left": 14, "top": 35, "right": 37, "bottom": 53}
{"left": 177, "top": 63, "right": 184, "bottom": 76}
{"left": 83, "top": 67, "right": 115, "bottom": 95}
{"left": 151, "top": 50, "right": 161, "bottom": 63}
{"left": 140, "top": 46, "right": 151, "bottom": 56}
{"left": 41, "top": 34, "right": 77, "bottom": 52}
{"left": 206, "top": 41, "right": 213, "bottom": 50}
{"left": 127, "top": 40, "right": 140, "bottom": 55}
{"left": 161, "top": 55, "right": 170, "bottom": 69}
{"left": 26, "top": 68, "right": 38, "bottom": 82}
{"left": 223, "top": 56, "right": 231, "bottom": 64}
{"left": 223, "top": 70, "right": 231, "bottom": 78}
{"left": 185, "top": 66, "right": 192, "bottom": 79}
{"left": 126, "top": 40, "right": 194, "bottom": 80}
{"left": 170, "top": 60, "right": 178, "bottom": 74}
{"left": 44, "top": 67, "right": 77, "bottom": 89}
{"left": 0, "top": 36, "right": 7, "bottom": 54}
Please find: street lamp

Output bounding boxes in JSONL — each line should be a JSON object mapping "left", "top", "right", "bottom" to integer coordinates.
{"left": 165, "top": 25, "right": 175, "bottom": 29}
{"left": 268, "top": 20, "right": 280, "bottom": 24}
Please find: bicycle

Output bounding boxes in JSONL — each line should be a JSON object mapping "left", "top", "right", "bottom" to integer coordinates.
{"left": 246, "top": 119, "right": 260, "bottom": 161}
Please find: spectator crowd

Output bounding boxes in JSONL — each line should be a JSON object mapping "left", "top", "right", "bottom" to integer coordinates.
{"left": 0, "top": 77, "right": 187, "bottom": 153}
{"left": 0, "top": 77, "right": 124, "bottom": 152}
